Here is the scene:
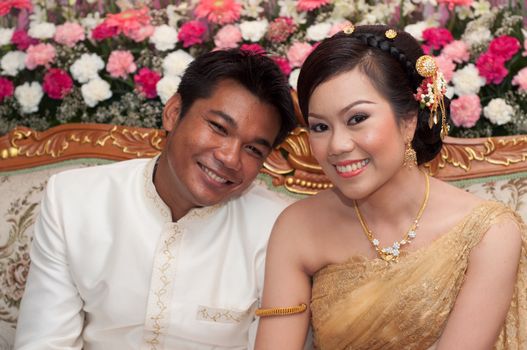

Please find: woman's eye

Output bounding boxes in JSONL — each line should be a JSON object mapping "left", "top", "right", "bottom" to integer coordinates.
{"left": 348, "top": 114, "right": 369, "bottom": 125}
{"left": 209, "top": 121, "right": 227, "bottom": 134}
{"left": 309, "top": 123, "right": 329, "bottom": 133}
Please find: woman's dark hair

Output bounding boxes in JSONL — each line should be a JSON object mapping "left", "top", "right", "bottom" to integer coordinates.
{"left": 297, "top": 24, "right": 446, "bottom": 164}
{"left": 177, "top": 49, "right": 297, "bottom": 147}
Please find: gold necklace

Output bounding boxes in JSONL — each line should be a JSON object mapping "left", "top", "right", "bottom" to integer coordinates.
{"left": 353, "top": 171, "right": 430, "bottom": 262}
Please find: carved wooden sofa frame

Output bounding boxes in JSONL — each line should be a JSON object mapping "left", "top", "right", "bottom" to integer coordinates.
{"left": 2, "top": 123, "right": 527, "bottom": 348}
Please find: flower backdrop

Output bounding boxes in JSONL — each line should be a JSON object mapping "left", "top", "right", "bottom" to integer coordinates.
{"left": 0, "top": 0, "right": 525, "bottom": 138}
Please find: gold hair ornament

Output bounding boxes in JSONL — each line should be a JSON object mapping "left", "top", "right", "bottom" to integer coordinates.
{"left": 385, "top": 29, "right": 397, "bottom": 39}
{"left": 414, "top": 55, "right": 449, "bottom": 139}
{"left": 255, "top": 303, "right": 307, "bottom": 317}
{"left": 342, "top": 23, "right": 355, "bottom": 35}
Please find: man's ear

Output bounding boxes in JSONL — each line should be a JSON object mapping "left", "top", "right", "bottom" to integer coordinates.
{"left": 163, "top": 94, "right": 182, "bottom": 132}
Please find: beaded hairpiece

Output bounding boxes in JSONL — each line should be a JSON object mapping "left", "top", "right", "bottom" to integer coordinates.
{"left": 414, "top": 55, "right": 448, "bottom": 139}
{"left": 341, "top": 25, "right": 449, "bottom": 139}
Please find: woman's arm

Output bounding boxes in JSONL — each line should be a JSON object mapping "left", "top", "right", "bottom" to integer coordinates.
{"left": 255, "top": 207, "right": 313, "bottom": 350}
{"left": 436, "top": 217, "right": 523, "bottom": 349}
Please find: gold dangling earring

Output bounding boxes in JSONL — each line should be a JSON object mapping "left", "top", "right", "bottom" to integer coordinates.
{"left": 403, "top": 138, "right": 417, "bottom": 168}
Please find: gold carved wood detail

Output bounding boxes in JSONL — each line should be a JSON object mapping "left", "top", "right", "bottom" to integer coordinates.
{"left": 2, "top": 124, "right": 527, "bottom": 193}
{"left": 0, "top": 124, "right": 165, "bottom": 171}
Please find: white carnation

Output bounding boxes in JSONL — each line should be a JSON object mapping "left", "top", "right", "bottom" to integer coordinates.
{"left": 15, "top": 82, "right": 43, "bottom": 114}
{"left": 331, "top": 0, "right": 354, "bottom": 19}
{"left": 28, "top": 21, "right": 56, "bottom": 39}
{"left": 1, "top": 51, "right": 26, "bottom": 77}
{"left": 242, "top": 0, "right": 264, "bottom": 18}
{"left": 289, "top": 68, "right": 300, "bottom": 90}
{"left": 404, "top": 20, "right": 438, "bottom": 41}
{"left": 0, "top": 28, "right": 14, "bottom": 46}
{"left": 359, "top": 3, "right": 396, "bottom": 25}
{"left": 483, "top": 98, "right": 514, "bottom": 125}
{"left": 278, "top": 0, "right": 307, "bottom": 24}
{"left": 452, "top": 64, "right": 486, "bottom": 96}
{"left": 306, "top": 22, "right": 332, "bottom": 42}
{"left": 81, "top": 79, "right": 112, "bottom": 107}
{"left": 462, "top": 27, "right": 491, "bottom": 48}
{"left": 70, "top": 53, "right": 105, "bottom": 83}
{"left": 149, "top": 25, "right": 179, "bottom": 51}
{"left": 157, "top": 75, "right": 181, "bottom": 104}
{"left": 163, "top": 50, "right": 194, "bottom": 77}
{"left": 472, "top": 0, "right": 491, "bottom": 17}
{"left": 80, "top": 12, "right": 102, "bottom": 31}
{"left": 240, "top": 20, "right": 268, "bottom": 42}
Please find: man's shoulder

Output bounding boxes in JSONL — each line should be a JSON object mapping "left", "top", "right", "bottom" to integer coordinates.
{"left": 236, "top": 180, "right": 298, "bottom": 214}
{"left": 52, "top": 157, "right": 151, "bottom": 183}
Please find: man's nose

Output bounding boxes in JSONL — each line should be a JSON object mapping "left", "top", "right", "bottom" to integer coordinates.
{"left": 214, "top": 140, "right": 242, "bottom": 171}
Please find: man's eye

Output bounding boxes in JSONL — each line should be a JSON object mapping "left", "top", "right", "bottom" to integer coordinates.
{"left": 209, "top": 121, "right": 227, "bottom": 134}
{"left": 348, "top": 114, "right": 369, "bottom": 125}
{"left": 246, "top": 145, "right": 264, "bottom": 159}
{"left": 309, "top": 123, "right": 329, "bottom": 133}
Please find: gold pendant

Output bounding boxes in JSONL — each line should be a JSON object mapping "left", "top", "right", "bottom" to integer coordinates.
{"left": 379, "top": 251, "right": 397, "bottom": 262}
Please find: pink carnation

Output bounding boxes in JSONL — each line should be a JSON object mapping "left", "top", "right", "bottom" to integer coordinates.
{"left": 287, "top": 42, "right": 313, "bottom": 68}
{"left": 214, "top": 24, "right": 242, "bottom": 49}
{"left": 488, "top": 35, "right": 520, "bottom": 61}
{"left": 0, "top": 77, "right": 14, "bottom": 103}
{"left": 0, "top": 0, "right": 32, "bottom": 16}
{"left": 297, "top": 0, "right": 330, "bottom": 12}
{"left": 437, "top": 0, "right": 472, "bottom": 10}
{"left": 434, "top": 55, "right": 455, "bottom": 82}
{"left": 134, "top": 68, "right": 161, "bottom": 99}
{"left": 178, "top": 20, "right": 207, "bottom": 48}
{"left": 11, "top": 30, "right": 38, "bottom": 50}
{"left": 441, "top": 40, "right": 470, "bottom": 63}
{"left": 195, "top": 0, "right": 241, "bottom": 25}
{"left": 512, "top": 67, "right": 527, "bottom": 92}
{"left": 54, "top": 22, "right": 85, "bottom": 47}
{"left": 266, "top": 17, "right": 297, "bottom": 43}
{"left": 450, "top": 95, "right": 481, "bottom": 128}
{"left": 476, "top": 52, "right": 508, "bottom": 85}
{"left": 240, "top": 43, "right": 266, "bottom": 55}
{"left": 127, "top": 24, "right": 154, "bottom": 42}
{"left": 43, "top": 68, "right": 73, "bottom": 99}
{"left": 91, "top": 22, "right": 119, "bottom": 41}
{"left": 272, "top": 56, "right": 292, "bottom": 76}
{"left": 422, "top": 27, "right": 454, "bottom": 51}
{"left": 25, "top": 43, "right": 56, "bottom": 70}
{"left": 106, "top": 50, "right": 137, "bottom": 78}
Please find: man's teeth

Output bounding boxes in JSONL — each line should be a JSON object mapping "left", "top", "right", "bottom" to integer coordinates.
{"left": 203, "top": 166, "right": 228, "bottom": 184}
{"left": 336, "top": 159, "right": 369, "bottom": 173}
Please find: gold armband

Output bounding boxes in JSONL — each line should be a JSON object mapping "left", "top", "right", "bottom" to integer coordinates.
{"left": 255, "top": 303, "right": 307, "bottom": 317}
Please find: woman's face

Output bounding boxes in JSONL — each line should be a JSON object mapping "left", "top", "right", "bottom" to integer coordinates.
{"left": 307, "top": 67, "right": 413, "bottom": 200}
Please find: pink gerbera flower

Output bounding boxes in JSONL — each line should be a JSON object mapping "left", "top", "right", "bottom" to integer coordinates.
{"left": 0, "top": 0, "right": 32, "bottom": 16}
{"left": 297, "top": 0, "right": 330, "bottom": 12}
{"left": 195, "top": 0, "right": 242, "bottom": 25}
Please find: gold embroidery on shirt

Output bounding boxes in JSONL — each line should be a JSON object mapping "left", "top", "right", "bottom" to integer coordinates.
{"left": 145, "top": 226, "right": 182, "bottom": 349}
{"left": 196, "top": 306, "right": 244, "bottom": 323}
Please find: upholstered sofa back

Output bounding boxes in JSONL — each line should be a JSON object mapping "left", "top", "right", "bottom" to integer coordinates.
{"left": 2, "top": 124, "right": 527, "bottom": 349}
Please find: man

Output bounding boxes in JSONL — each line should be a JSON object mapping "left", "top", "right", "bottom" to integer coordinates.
{"left": 14, "top": 49, "right": 297, "bottom": 349}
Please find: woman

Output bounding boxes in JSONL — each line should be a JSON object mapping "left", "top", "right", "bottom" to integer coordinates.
{"left": 255, "top": 25, "right": 526, "bottom": 350}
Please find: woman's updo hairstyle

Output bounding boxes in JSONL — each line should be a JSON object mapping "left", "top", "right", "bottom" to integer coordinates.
{"left": 297, "top": 24, "right": 446, "bottom": 164}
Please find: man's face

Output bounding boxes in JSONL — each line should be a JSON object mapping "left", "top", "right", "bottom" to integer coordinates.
{"left": 156, "top": 79, "right": 281, "bottom": 217}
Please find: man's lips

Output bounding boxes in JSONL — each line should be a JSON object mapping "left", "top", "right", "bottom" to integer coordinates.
{"left": 198, "top": 163, "right": 236, "bottom": 185}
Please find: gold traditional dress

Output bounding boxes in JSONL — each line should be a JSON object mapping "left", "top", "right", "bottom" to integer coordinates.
{"left": 310, "top": 201, "right": 527, "bottom": 350}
